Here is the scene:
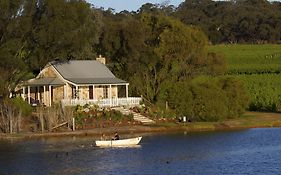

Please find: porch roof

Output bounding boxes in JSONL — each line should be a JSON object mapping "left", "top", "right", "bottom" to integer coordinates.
{"left": 66, "top": 77, "right": 126, "bottom": 85}
{"left": 25, "top": 77, "right": 65, "bottom": 86}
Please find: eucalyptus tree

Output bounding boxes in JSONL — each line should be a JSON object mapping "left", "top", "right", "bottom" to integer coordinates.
{"left": 0, "top": 0, "right": 102, "bottom": 96}
{"left": 0, "top": 0, "right": 31, "bottom": 97}
{"left": 131, "top": 13, "right": 225, "bottom": 104}
{"left": 25, "top": 0, "right": 102, "bottom": 72}
{"left": 95, "top": 11, "right": 147, "bottom": 80}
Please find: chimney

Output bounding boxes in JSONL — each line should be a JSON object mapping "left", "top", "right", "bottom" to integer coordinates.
{"left": 96, "top": 55, "right": 106, "bottom": 64}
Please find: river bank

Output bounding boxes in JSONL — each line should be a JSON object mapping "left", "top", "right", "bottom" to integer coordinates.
{"left": 1, "top": 111, "right": 281, "bottom": 140}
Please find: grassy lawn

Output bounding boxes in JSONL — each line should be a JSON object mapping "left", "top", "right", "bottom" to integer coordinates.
{"left": 154, "top": 112, "right": 281, "bottom": 131}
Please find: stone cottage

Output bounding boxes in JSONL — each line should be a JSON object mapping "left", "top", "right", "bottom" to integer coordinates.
{"left": 17, "top": 57, "right": 141, "bottom": 107}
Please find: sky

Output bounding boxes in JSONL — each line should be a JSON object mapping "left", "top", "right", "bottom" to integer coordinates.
{"left": 86, "top": 0, "right": 185, "bottom": 12}
{"left": 87, "top": 0, "right": 281, "bottom": 12}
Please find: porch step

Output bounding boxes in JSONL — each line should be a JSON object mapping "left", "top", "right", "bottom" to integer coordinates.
{"left": 112, "top": 107, "right": 155, "bottom": 125}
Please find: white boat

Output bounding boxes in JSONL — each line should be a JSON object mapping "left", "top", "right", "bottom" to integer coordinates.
{"left": 95, "top": 137, "right": 142, "bottom": 147}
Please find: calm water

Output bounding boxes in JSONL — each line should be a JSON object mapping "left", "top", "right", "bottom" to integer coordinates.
{"left": 1, "top": 128, "right": 281, "bottom": 175}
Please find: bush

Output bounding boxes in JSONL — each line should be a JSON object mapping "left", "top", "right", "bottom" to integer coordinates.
{"left": 10, "top": 97, "right": 32, "bottom": 117}
{"left": 168, "top": 76, "right": 249, "bottom": 122}
{"left": 73, "top": 105, "right": 133, "bottom": 127}
{"left": 218, "top": 77, "right": 249, "bottom": 118}
{"left": 0, "top": 97, "right": 32, "bottom": 133}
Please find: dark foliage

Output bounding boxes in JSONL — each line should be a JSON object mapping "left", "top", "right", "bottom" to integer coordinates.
{"left": 175, "top": 0, "right": 281, "bottom": 44}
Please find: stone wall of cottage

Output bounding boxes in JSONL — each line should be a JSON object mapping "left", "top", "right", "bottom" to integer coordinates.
{"left": 66, "top": 83, "right": 73, "bottom": 99}
{"left": 53, "top": 86, "right": 64, "bottom": 103}
{"left": 79, "top": 86, "right": 88, "bottom": 100}
{"left": 94, "top": 86, "right": 103, "bottom": 99}
{"left": 112, "top": 86, "right": 118, "bottom": 98}
{"left": 39, "top": 66, "right": 57, "bottom": 78}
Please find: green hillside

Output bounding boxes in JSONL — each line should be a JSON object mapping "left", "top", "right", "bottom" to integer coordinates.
{"left": 209, "top": 44, "right": 281, "bottom": 112}
{"left": 209, "top": 44, "right": 281, "bottom": 74}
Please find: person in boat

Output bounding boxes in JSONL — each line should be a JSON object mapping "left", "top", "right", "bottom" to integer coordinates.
{"left": 112, "top": 132, "right": 120, "bottom": 140}
{"left": 101, "top": 133, "right": 106, "bottom": 140}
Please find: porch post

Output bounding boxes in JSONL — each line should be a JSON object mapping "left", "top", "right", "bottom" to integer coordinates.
{"left": 75, "top": 86, "right": 78, "bottom": 99}
{"left": 126, "top": 83, "right": 129, "bottom": 102}
{"left": 109, "top": 84, "right": 112, "bottom": 107}
{"left": 116, "top": 85, "right": 119, "bottom": 106}
{"left": 22, "top": 86, "right": 26, "bottom": 100}
{"left": 79, "top": 86, "right": 82, "bottom": 100}
{"left": 93, "top": 85, "right": 95, "bottom": 100}
{"left": 49, "top": 85, "right": 52, "bottom": 106}
{"left": 28, "top": 86, "right": 31, "bottom": 104}
{"left": 37, "top": 86, "right": 40, "bottom": 102}
{"left": 43, "top": 86, "right": 46, "bottom": 106}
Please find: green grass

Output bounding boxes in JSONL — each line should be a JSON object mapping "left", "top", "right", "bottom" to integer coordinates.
{"left": 153, "top": 113, "right": 281, "bottom": 131}
{"left": 209, "top": 44, "right": 281, "bottom": 74}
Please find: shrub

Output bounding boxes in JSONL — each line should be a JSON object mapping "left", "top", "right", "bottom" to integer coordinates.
{"left": 168, "top": 76, "right": 249, "bottom": 122}
{"left": 10, "top": 97, "right": 32, "bottom": 117}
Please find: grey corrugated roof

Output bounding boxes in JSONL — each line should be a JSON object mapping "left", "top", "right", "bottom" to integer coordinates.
{"left": 25, "top": 78, "right": 65, "bottom": 86}
{"left": 51, "top": 60, "right": 127, "bottom": 84}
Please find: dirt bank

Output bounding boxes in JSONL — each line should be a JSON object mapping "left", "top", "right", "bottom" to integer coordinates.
{"left": 1, "top": 111, "right": 281, "bottom": 139}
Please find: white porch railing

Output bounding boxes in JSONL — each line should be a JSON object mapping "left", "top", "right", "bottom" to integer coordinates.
{"left": 61, "top": 97, "right": 142, "bottom": 108}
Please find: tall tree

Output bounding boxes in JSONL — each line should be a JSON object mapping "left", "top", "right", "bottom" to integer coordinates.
{"left": 25, "top": 0, "right": 102, "bottom": 72}
{"left": 0, "top": 0, "right": 31, "bottom": 97}
{"left": 95, "top": 12, "right": 147, "bottom": 80}
{"left": 131, "top": 13, "right": 219, "bottom": 103}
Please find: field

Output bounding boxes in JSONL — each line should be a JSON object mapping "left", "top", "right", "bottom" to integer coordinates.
{"left": 209, "top": 44, "right": 281, "bottom": 74}
{"left": 209, "top": 44, "right": 281, "bottom": 112}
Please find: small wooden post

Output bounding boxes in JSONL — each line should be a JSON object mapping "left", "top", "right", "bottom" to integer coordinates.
{"left": 9, "top": 115, "right": 12, "bottom": 134}
{"left": 40, "top": 113, "right": 44, "bottom": 132}
{"left": 17, "top": 111, "right": 22, "bottom": 133}
{"left": 72, "top": 118, "right": 75, "bottom": 131}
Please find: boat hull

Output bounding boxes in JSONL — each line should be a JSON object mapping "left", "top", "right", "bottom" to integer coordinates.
{"left": 95, "top": 137, "right": 142, "bottom": 147}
